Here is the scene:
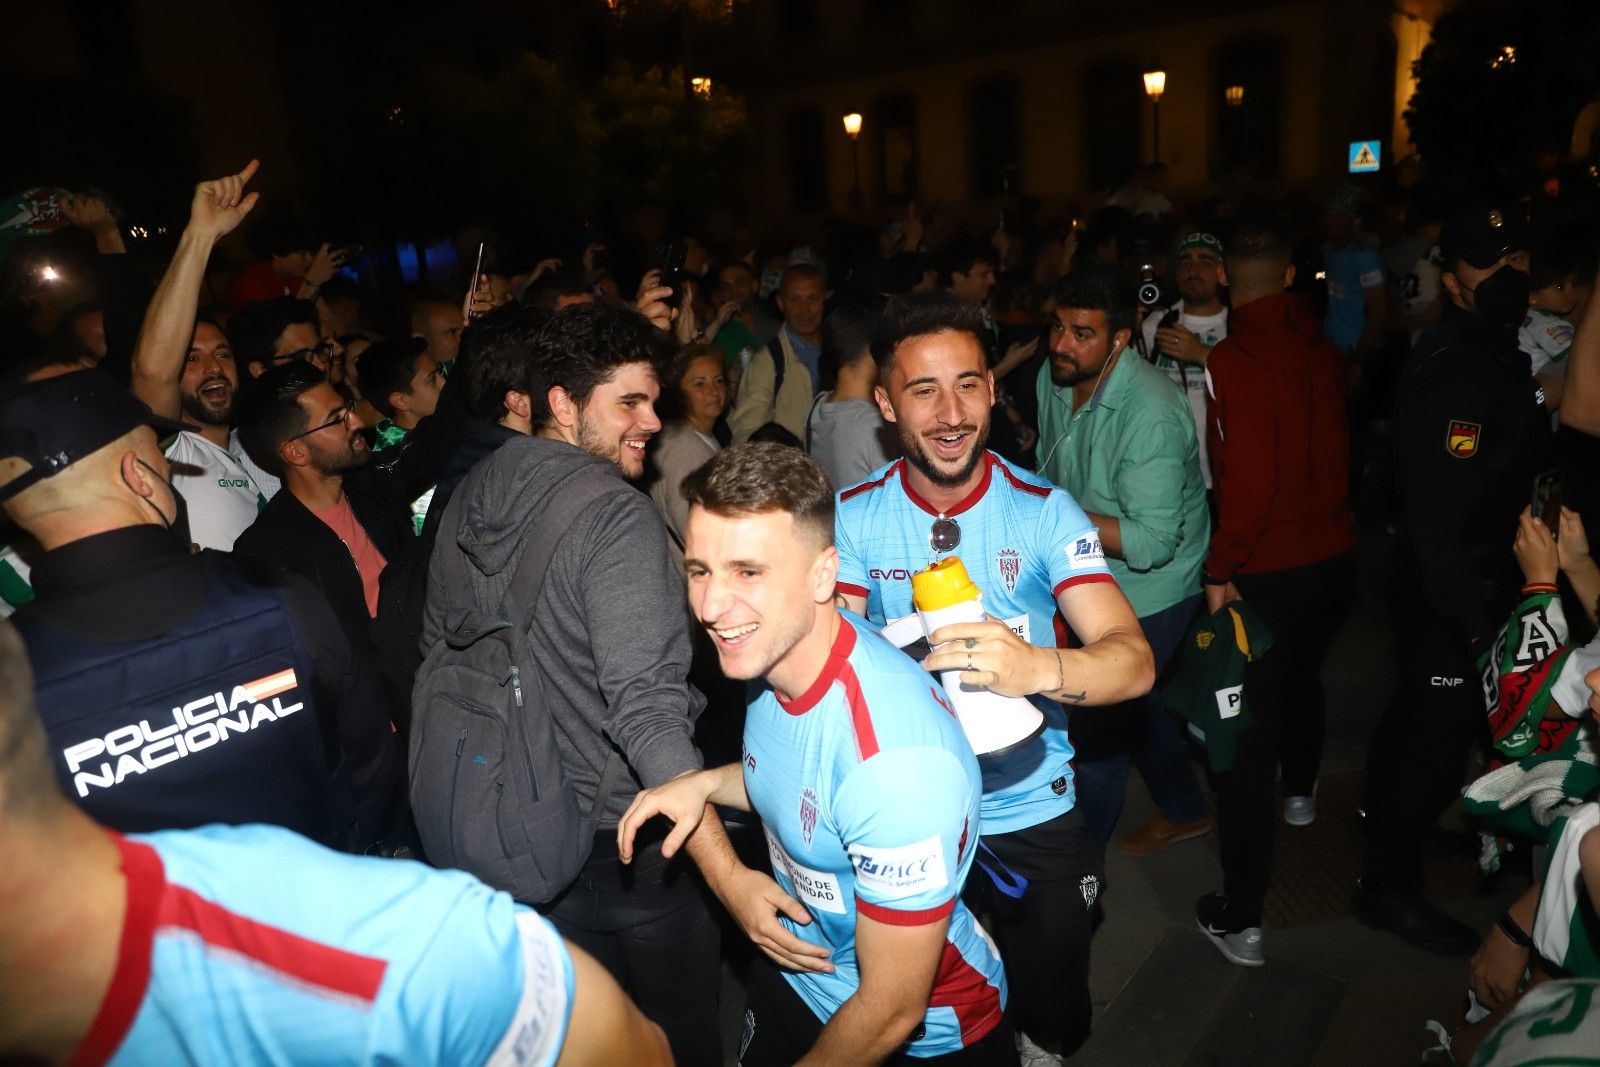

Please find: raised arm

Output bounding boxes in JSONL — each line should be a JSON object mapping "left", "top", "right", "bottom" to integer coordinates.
{"left": 1560, "top": 260, "right": 1600, "bottom": 434}
{"left": 130, "top": 160, "right": 260, "bottom": 419}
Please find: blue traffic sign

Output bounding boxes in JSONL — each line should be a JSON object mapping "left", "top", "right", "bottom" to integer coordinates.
{"left": 1348, "top": 141, "right": 1381, "bottom": 173}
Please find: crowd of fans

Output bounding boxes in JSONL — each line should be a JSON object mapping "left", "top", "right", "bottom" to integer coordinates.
{"left": 5, "top": 148, "right": 1600, "bottom": 1066}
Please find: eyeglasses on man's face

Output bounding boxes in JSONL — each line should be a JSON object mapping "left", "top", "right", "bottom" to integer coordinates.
{"left": 274, "top": 339, "right": 341, "bottom": 369}
{"left": 286, "top": 402, "right": 357, "bottom": 441}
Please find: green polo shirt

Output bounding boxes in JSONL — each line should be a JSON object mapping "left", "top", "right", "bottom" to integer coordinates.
{"left": 1034, "top": 348, "right": 1210, "bottom": 617}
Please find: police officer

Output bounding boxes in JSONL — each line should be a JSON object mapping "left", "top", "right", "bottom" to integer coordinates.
{"left": 0, "top": 370, "right": 404, "bottom": 851}
{"left": 1355, "top": 207, "right": 1551, "bottom": 952}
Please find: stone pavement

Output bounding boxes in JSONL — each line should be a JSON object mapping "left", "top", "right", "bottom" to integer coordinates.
{"left": 715, "top": 524, "right": 1525, "bottom": 1065}
{"left": 1073, "top": 522, "right": 1525, "bottom": 1067}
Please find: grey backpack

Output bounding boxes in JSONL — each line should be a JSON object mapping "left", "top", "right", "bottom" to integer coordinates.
{"left": 409, "top": 469, "right": 624, "bottom": 903}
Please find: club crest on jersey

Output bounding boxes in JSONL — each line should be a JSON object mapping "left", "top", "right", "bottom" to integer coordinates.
{"left": 799, "top": 787, "right": 819, "bottom": 847}
{"left": 1446, "top": 419, "right": 1481, "bottom": 459}
{"left": 997, "top": 548, "right": 1021, "bottom": 592}
{"left": 1079, "top": 874, "right": 1100, "bottom": 910}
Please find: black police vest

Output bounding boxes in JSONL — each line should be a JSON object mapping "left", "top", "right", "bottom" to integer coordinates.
{"left": 16, "top": 558, "right": 336, "bottom": 843}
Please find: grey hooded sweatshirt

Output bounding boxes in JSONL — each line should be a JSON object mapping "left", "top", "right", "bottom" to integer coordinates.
{"left": 422, "top": 434, "right": 704, "bottom": 825}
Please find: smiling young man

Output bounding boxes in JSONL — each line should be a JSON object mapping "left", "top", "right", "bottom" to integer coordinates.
{"left": 832, "top": 291, "right": 1153, "bottom": 1063}
{"left": 420, "top": 303, "right": 728, "bottom": 1065}
{"left": 617, "top": 443, "right": 1010, "bottom": 1065}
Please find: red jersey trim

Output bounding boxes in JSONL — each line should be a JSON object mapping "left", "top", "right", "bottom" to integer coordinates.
{"left": 1052, "top": 573, "right": 1117, "bottom": 597}
{"left": 928, "top": 940, "right": 1004, "bottom": 1046}
{"left": 994, "top": 461, "right": 1051, "bottom": 499}
{"left": 836, "top": 581, "right": 870, "bottom": 600}
{"left": 839, "top": 461, "right": 901, "bottom": 502}
{"left": 69, "top": 834, "right": 163, "bottom": 1067}
{"left": 855, "top": 896, "right": 956, "bottom": 927}
{"left": 900, "top": 453, "right": 996, "bottom": 518}
{"left": 778, "top": 615, "right": 858, "bottom": 716}
{"left": 158, "top": 885, "right": 387, "bottom": 1005}
{"left": 839, "top": 663, "right": 881, "bottom": 760}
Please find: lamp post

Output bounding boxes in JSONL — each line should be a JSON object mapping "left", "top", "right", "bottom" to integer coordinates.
{"left": 1142, "top": 69, "right": 1166, "bottom": 163}
{"left": 843, "top": 111, "right": 863, "bottom": 208}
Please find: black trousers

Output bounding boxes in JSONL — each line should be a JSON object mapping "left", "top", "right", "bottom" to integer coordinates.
{"left": 962, "top": 806, "right": 1100, "bottom": 1056}
{"left": 540, "top": 828, "right": 723, "bottom": 1066}
{"left": 1214, "top": 551, "right": 1355, "bottom": 926}
{"left": 1361, "top": 600, "right": 1486, "bottom": 891}
{"left": 738, "top": 955, "right": 1017, "bottom": 1066}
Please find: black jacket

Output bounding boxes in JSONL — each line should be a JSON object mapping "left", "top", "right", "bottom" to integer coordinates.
{"left": 1394, "top": 303, "right": 1555, "bottom": 644}
{"left": 234, "top": 368, "right": 469, "bottom": 652}
{"left": 15, "top": 525, "right": 404, "bottom": 850}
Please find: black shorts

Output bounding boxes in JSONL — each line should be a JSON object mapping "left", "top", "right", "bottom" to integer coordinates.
{"left": 737, "top": 956, "right": 1016, "bottom": 1065}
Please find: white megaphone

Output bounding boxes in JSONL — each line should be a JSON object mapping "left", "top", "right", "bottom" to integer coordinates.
{"left": 907, "top": 557, "right": 1046, "bottom": 758}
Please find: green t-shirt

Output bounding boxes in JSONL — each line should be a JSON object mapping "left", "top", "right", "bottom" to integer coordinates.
{"left": 715, "top": 320, "right": 759, "bottom": 369}
{"left": 1034, "top": 350, "right": 1210, "bottom": 617}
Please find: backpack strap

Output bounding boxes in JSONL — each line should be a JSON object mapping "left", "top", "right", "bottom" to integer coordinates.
{"left": 768, "top": 336, "right": 785, "bottom": 401}
{"left": 804, "top": 391, "right": 827, "bottom": 453}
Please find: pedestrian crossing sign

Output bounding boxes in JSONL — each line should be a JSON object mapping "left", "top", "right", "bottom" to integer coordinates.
{"left": 1349, "top": 141, "right": 1381, "bottom": 173}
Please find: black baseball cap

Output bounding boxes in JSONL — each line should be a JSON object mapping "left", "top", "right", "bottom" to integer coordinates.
{"left": 0, "top": 369, "right": 188, "bottom": 503}
{"left": 1440, "top": 207, "right": 1530, "bottom": 271}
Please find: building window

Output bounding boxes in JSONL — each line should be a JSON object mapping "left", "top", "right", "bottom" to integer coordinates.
{"left": 1084, "top": 61, "right": 1142, "bottom": 191}
{"left": 875, "top": 94, "right": 919, "bottom": 202}
{"left": 969, "top": 77, "right": 1022, "bottom": 197}
{"left": 786, "top": 108, "right": 828, "bottom": 212}
{"left": 1214, "top": 36, "right": 1283, "bottom": 180}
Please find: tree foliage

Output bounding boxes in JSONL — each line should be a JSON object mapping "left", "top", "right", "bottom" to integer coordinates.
{"left": 1405, "top": 0, "right": 1600, "bottom": 195}
{"left": 311, "top": 54, "right": 746, "bottom": 249}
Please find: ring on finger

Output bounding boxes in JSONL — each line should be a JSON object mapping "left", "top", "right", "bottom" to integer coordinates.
{"left": 964, "top": 637, "right": 979, "bottom": 650}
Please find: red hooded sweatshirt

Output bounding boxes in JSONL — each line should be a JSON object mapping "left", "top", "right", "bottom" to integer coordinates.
{"left": 1204, "top": 291, "right": 1355, "bottom": 580}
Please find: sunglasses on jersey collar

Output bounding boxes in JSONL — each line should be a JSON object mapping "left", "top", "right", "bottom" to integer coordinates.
{"left": 930, "top": 515, "right": 961, "bottom": 554}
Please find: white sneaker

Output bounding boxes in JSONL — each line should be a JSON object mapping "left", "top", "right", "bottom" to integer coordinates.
{"left": 1016, "top": 1030, "right": 1064, "bottom": 1067}
{"left": 1283, "top": 788, "right": 1317, "bottom": 827}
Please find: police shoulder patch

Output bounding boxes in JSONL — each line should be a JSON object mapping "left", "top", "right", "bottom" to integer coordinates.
{"left": 1446, "top": 419, "right": 1482, "bottom": 459}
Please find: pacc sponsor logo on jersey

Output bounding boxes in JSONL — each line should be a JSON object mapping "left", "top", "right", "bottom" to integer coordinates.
{"left": 848, "top": 836, "right": 949, "bottom": 900}
{"left": 60, "top": 668, "right": 303, "bottom": 798}
{"left": 997, "top": 548, "right": 1021, "bottom": 592}
{"left": 799, "top": 787, "right": 819, "bottom": 847}
{"left": 869, "top": 567, "right": 916, "bottom": 582}
{"left": 1067, "top": 535, "right": 1104, "bottom": 571}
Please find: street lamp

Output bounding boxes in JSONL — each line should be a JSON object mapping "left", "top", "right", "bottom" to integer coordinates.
{"left": 843, "top": 112, "right": 864, "bottom": 208}
{"left": 1143, "top": 69, "right": 1166, "bottom": 163}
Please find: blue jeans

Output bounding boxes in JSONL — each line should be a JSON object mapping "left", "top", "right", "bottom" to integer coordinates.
{"left": 1070, "top": 594, "right": 1207, "bottom": 851}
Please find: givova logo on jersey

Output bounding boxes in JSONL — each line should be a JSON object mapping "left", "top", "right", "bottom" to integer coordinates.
{"left": 61, "top": 668, "right": 303, "bottom": 797}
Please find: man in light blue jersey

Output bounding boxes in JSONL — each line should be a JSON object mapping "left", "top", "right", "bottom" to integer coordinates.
{"left": 619, "top": 443, "right": 1012, "bottom": 1064}
{"left": 834, "top": 292, "right": 1154, "bottom": 1063}
{"left": 0, "top": 620, "right": 668, "bottom": 1067}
